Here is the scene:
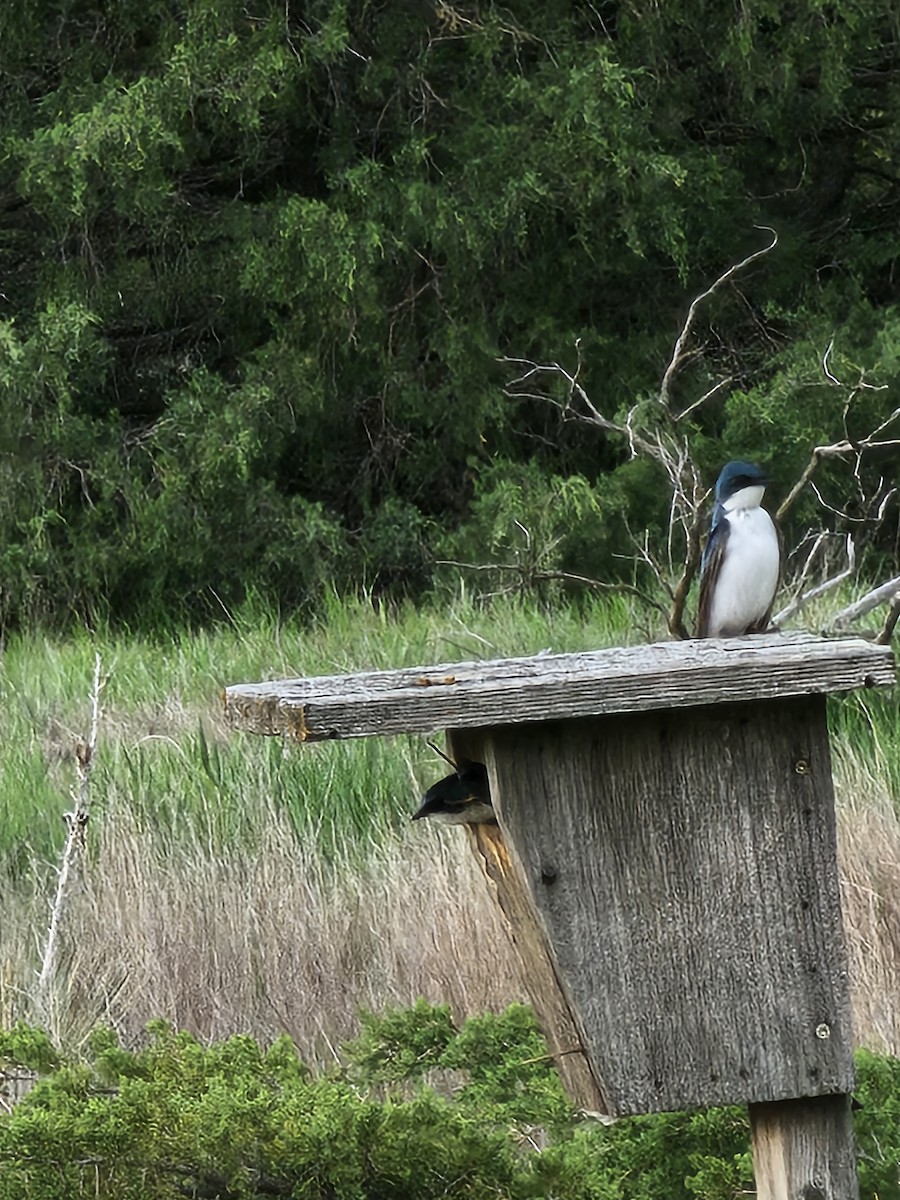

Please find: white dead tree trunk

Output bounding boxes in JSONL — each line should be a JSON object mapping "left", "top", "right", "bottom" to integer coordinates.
{"left": 36, "top": 652, "right": 104, "bottom": 1022}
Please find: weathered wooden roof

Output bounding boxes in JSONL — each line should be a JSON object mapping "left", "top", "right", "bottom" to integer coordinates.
{"left": 223, "top": 632, "right": 895, "bottom": 742}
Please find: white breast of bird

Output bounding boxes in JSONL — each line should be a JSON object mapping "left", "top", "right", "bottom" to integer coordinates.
{"left": 708, "top": 505, "right": 780, "bottom": 638}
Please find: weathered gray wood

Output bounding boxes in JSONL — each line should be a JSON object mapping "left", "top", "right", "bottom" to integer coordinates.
{"left": 447, "top": 730, "right": 608, "bottom": 1115}
{"left": 749, "top": 1095, "right": 859, "bottom": 1200}
{"left": 223, "top": 634, "right": 894, "bottom": 741}
{"left": 484, "top": 695, "right": 854, "bottom": 1115}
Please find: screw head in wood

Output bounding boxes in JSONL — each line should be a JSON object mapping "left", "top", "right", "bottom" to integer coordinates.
{"left": 815, "top": 1023, "right": 831, "bottom": 1039}
{"left": 540, "top": 861, "right": 558, "bottom": 886}
{"left": 793, "top": 758, "right": 811, "bottom": 775}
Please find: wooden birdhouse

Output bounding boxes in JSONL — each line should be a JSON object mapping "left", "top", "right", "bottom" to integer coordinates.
{"left": 224, "top": 631, "right": 896, "bottom": 1199}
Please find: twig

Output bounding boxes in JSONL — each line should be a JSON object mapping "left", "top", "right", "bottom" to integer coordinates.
{"left": 674, "top": 375, "right": 733, "bottom": 423}
{"left": 777, "top": 346, "right": 895, "bottom": 523}
{"left": 772, "top": 536, "right": 855, "bottom": 627}
{"left": 426, "top": 740, "right": 458, "bottom": 769}
{"left": 37, "top": 653, "right": 104, "bottom": 1013}
{"left": 436, "top": 559, "right": 669, "bottom": 619}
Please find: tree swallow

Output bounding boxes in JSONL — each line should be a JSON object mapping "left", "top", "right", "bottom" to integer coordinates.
{"left": 696, "top": 460, "right": 782, "bottom": 638}
{"left": 412, "top": 760, "right": 495, "bottom": 825}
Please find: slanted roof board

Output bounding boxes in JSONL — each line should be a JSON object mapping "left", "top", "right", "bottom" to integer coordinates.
{"left": 223, "top": 633, "right": 895, "bottom": 742}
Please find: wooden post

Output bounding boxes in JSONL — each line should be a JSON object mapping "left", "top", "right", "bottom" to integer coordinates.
{"left": 223, "top": 633, "right": 895, "bottom": 1195}
{"left": 749, "top": 1095, "right": 859, "bottom": 1200}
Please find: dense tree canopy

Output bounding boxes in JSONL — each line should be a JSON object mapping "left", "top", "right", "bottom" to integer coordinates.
{"left": 1, "top": 1, "right": 898, "bottom": 627}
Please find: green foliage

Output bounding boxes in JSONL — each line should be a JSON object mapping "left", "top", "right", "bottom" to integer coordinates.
{"left": 0, "top": 1014, "right": 536, "bottom": 1199}
{"left": 347, "top": 1001, "right": 572, "bottom": 1132}
{"left": 0, "top": 1, "right": 898, "bottom": 628}
{"left": 347, "top": 999, "right": 458, "bottom": 1083}
{"left": 0, "top": 1025, "right": 59, "bottom": 1076}
{"left": 854, "top": 1049, "right": 900, "bottom": 1199}
{"left": 0, "top": 1008, "right": 898, "bottom": 1199}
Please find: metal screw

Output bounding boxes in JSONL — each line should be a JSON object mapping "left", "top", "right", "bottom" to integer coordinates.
{"left": 815, "top": 1023, "right": 831, "bottom": 1040}
{"left": 794, "top": 759, "right": 811, "bottom": 775}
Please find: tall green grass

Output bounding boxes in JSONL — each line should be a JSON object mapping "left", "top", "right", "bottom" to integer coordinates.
{"left": 0, "top": 590, "right": 645, "bottom": 866}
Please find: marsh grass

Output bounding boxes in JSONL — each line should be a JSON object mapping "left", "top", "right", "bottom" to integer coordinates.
{"left": 1, "top": 589, "right": 898, "bottom": 1059}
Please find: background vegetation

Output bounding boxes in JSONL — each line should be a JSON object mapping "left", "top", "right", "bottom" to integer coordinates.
{"left": 1, "top": 0, "right": 899, "bottom": 629}
{"left": 3, "top": 1004, "right": 900, "bottom": 1199}
{"left": 2, "top": 4, "right": 899, "bottom": 1192}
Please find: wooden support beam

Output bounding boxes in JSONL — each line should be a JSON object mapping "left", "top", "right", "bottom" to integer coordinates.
{"left": 467, "top": 821, "right": 610, "bottom": 1114}
{"left": 447, "top": 729, "right": 608, "bottom": 1114}
{"left": 749, "top": 1094, "right": 859, "bottom": 1200}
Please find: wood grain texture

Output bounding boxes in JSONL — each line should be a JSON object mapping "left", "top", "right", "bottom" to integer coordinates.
{"left": 487, "top": 695, "right": 855, "bottom": 1115}
{"left": 446, "top": 729, "right": 608, "bottom": 1115}
{"left": 749, "top": 1095, "right": 859, "bottom": 1200}
{"left": 223, "top": 634, "right": 894, "bottom": 742}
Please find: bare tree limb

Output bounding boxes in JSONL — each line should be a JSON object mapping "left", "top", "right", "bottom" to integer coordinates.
{"left": 674, "top": 376, "right": 734, "bottom": 424}
{"left": 777, "top": 343, "right": 895, "bottom": 523}
{"left": 829, "top": 573, "right": 900, "bottom": 630}
{"left": 659, "top": 226, "right": 778, "bottom": 412}
{"left": 875, "top": 590, "right": 900, "bottom": 645}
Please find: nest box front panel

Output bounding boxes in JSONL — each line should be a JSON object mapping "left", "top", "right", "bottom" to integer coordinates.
{"left": 486, "top": 694, "right": 854, "bottom": 1116}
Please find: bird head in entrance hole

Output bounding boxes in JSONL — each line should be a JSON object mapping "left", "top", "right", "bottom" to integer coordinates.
{"left": 412, "top": 748, "right": 495, "bottom": 826}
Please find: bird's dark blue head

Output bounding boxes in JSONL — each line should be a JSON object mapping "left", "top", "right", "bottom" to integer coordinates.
{"left": 714, "top": 460, "right": 770, "bottom": 504}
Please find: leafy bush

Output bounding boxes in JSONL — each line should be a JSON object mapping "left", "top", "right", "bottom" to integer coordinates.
{"left": 1, "top": 1005, "right": 898, "bottom": 1199}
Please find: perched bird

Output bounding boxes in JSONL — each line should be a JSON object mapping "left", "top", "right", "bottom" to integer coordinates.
{"left": 696, "top": 460, "right": 781, "bottom": 639}
{"left": 412, "top": 759, "right": 495, "bottom": 825}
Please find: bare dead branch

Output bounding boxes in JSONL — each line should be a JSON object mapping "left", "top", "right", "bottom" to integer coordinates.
{"left": 777, "top": 345, "right": 895, "bottom": 523}
{"left": 436, "top": 559, "right": 669, "bottom": 619}
{"left": 674, "top": 376, "right": 733, "bottom": 423}
{"left": 770, "top": 531, "right": 827, "bottom": 626}
{"left": 499, "top": 354, "right": 657, "bottom": 456}
{"left": 777, "top": 443, "right": 849, "bottom": 522}
{"left": 809, "top": 481, "right": 899, "bottom": 524}
{"left": 822, "top": 336, "right": 841, "bottom": 386}
{"left": 776, "top": 437, "right": 898, "bottom": 523}
{"left": 668, "top": 516, "right": 704, "bottom": 640}
{"left": 829, "top": 573, "right": 900, "bottom": 630}
{"left": 875, "top": 590, "right": 900, "bottom": 645}
{"left": 659, "top": 226, "right": 778, "bottom": 412}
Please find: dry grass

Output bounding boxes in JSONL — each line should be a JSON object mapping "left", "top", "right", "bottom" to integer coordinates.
{"left": 3, "top": 741, "right": 899, "bottom": 1062}
{"left": 1, "top": 805, "right": 525, "bottom": 1060}
{"left": 835, "top": 745, "right": 900, "bottom": 1056}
